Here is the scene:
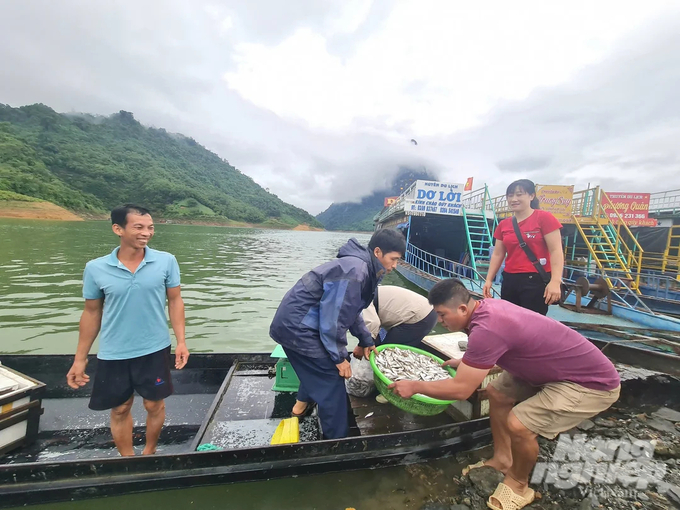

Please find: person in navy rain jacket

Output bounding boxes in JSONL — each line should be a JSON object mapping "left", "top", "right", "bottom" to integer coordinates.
{"left": 269, "top": 229, "right": 406, "bottom": 439}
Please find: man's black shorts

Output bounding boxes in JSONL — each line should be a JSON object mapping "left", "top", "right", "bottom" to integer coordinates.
{"left": 88, "top": 346, "right": 174, "bottom": 411}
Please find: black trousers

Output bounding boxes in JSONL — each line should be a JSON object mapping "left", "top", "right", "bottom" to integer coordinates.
{"left": 283, "top": 348, "right": 353, "bottom": 439}
{"left": 500, "top": 272, "right": 550, "bottom": 316}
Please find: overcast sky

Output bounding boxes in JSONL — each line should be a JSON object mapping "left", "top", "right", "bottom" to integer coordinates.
{"left": 1, "top": 1, "right": 679, "bottom": 214}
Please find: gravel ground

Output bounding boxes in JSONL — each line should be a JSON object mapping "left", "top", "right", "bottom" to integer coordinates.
{"left": 412, "top": 373, "right": 680, "bottom": 510}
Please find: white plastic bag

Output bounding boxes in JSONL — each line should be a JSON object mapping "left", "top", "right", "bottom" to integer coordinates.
{"left": 345, "top": 356, "right": 376, "bottom": 397}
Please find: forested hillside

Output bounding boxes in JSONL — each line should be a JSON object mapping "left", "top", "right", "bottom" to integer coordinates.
{"left": 0, "top": 103, "right": 321, "bottom": 227}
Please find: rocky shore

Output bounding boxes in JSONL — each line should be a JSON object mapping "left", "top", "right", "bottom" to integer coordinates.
{"left": 411, "top": 370, "right": 680, "bottom": 510}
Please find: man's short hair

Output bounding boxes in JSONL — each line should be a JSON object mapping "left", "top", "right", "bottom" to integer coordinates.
{"left": 111, "top": 204, "right": 151, "bottom": 228}
{"left": 428, "top": 278, "right": 471, "bottom": 306}
{"left": 368, "top": 228, "right": 406, "bottom": 256}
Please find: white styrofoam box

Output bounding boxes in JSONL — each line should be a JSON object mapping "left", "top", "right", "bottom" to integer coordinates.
{"left": 450, "top": 372, "right": 501, "bottom": 419}
{"left": 452, "top": 399, "right": 473, "bottom": 420}
{"left": 0, "top": 373, "right": 20, "bottom": 395}
{"left": 0, "top": 366, "right": 37, "bottom": 401}
{"left": 481, "top": 372, "right": 501, "bottom": 390}
{"left": 0, "top": 365, "right": 42, "bottom": 454}
{"left": 0, "top": 418, "right": 28, "bottom": 451}
{"left": 422, "top": 332, "right": 469, "bottom": 360}
{"left": 425, "top": 332, "right": 503, "bottom": 417}
{"left": 1, "top": 396, "right": 29, "bottom": 416}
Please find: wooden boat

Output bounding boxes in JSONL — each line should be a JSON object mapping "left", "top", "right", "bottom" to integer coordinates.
{"left": 562, "top": 322, "right": 680, "bottom": 377}
{"left": 373, "top": 180, "right": 680, "bottom": 332}
{"left": 0, "top": 353, "right": 492, "bottom": 508}
{"left": 395, "top": 259, "right": 680, "bottom": 332}
{"left": 2, "top": 326, "right": 680, "bottom": 508}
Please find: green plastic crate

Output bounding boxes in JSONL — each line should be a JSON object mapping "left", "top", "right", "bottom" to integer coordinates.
{"left": 271, "top": 345, "right": 300, "bottom": 392}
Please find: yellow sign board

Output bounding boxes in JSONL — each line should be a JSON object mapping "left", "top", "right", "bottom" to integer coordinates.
{"left": 535, "top": 184, "right": 574, "bottom": 224}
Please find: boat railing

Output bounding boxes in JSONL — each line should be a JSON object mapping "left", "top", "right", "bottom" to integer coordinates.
{"left": 572, "top": 264, "right": 680, "bottom": 296}
{"left": 463, "top": 186, "right": 493, "bottom": 212}
{"left": 405, "top": 244, "right": 500, "bottom": 298}
{"left": 640, "top": 251, "right": 675, "bottom": 273}
{"left": 562, "top": 265, "right": 654, "bottom": 314}
{"left": 486, "top": 185, "right": 499, "bottom": 234}
{"left": 375, "top": 181, "right": 417, "bottom": 223}
{"left": 462, "top": 185, "right": 499, "bottom": 227}
{"left": 649, "top": 189, "right": 680, "bottom": 215}
{"left": 491, "top": 186, "right": 601, "bottom": 219}
{"left": 638, "top": 272, "right": 680, "bottom": 299}
{"left": 571, "top": 188, "right": 599, "bottom": 218}
{"left": 570, "top": 187, "right": 644, "bottom": 291}
{"left": 493, "top": 185, "right": 680, "bottom": 219}
{"left": 599, "top": 190, "right": 644, "bottom": 281}
{"left": 491, "top": 194, "right": 510, "bottom": 219}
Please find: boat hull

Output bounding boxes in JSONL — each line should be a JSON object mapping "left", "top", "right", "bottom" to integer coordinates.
{"left": 396, "top": 262, "right": 680, "bottom": 332}
{"left": 0, "top": 353, "right": 492, "bottom": 508}
{"left": 0, "top": 419, "right": 492, "bottom": 508}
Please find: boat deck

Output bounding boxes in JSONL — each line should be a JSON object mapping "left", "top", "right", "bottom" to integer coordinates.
{"left": 0, "top": 354, "right": 498, "bottom": 509}
{"left": 198, "top": 361, "right": 464, "bottom": 445}
{"left": 198, "top": 362, "right": 322, "bottom": 448}
{"left": 3, "top": 356, "right": 469, "bottom": 465}
{"left": 348, "top": 394, "right": 457, "bottom": 437}
{"left": 1, "top": 355, "right": 234, "bottom": 463}
{"left": 3, "top": 395, "right": 214, "bottom": 464}
{"left": 2, "top": 392, "right": 220, "bottom": 465}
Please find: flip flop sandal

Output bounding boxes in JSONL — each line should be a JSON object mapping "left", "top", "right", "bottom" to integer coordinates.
{"left": 461, "top": 460, "right": 487, "bottom": 476}
{"left": 486, "top": 483, "right": 535, "bottom": 510}
{"left": 291, "top": 402, "right": 317, "bottom": 418}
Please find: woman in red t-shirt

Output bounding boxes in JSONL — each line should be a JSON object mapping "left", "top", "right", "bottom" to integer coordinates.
{"left": 483, "top": 179, "right": 564, "bottom": 315}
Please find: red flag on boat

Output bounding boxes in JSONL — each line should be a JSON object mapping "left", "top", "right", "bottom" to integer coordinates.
{"left": 464, "top": 177, "right": 473, "bottom": 191}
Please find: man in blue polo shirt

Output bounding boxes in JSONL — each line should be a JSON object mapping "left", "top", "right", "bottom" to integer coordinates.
{"left": 66, "top": 204, "right": 189, "bottom": 456}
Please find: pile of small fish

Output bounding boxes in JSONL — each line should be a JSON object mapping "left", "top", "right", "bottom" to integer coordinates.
{"left": 375, "top": 347, "right": 451, "bottom": 382}
{"left": 345, "top": 358, "right": 376, "bottom": 398}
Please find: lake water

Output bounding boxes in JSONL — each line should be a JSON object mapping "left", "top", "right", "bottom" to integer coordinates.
{"left": 0, "top": 218, "right": 459, "bottom": 510}
{"left": 0, "top": 219, "right": 379, "bottom": 355}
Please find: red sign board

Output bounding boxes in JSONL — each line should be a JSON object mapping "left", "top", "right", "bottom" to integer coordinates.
{"left": 603, "top": 193, "right": 658, "bottom": 227}
{"left": 384, "top": 196, "right": 398, "bottom": 207}
{"left": 621, "top": 218, "right": 658, "bottom": 227}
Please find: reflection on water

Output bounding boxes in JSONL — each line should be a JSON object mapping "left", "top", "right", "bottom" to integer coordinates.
{"left": 27, "top": 454, "right": 480, "bottom": 510}
{"left": 0, "top": 219, "right": 388, "bottom": 354}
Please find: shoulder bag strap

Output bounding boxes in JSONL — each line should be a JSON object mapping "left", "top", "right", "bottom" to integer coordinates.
{"left": 511, "top": 216, "right": 551, "bottom": 284}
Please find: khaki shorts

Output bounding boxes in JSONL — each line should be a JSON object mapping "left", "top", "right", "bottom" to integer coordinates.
{"left": 489, "top": 371, "right": 621, "bottom": 439}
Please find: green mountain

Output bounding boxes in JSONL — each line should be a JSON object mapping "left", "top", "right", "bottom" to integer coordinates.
{"left": 0, "top": 103, "right": 321, "bottom": 227}
{"left": 316, "top": 168, "right": 435, "bottom": 231}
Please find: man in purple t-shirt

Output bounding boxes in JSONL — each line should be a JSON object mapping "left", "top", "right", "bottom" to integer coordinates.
{"left": 389, "top": 279, "right": 620, "bottom": 510}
